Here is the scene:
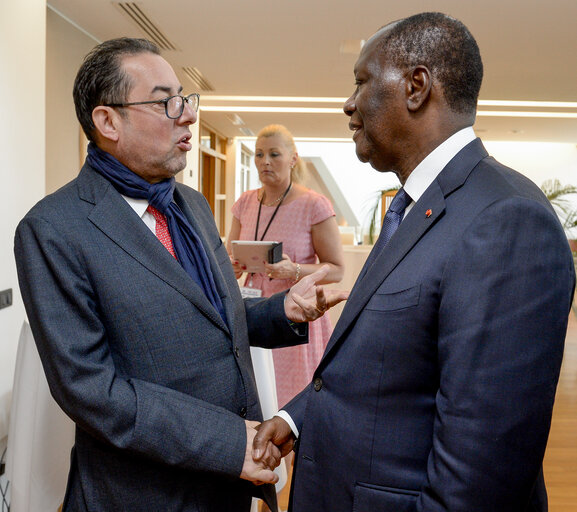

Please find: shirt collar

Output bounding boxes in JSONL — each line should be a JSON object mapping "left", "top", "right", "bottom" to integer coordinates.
{"left": 122, "top": 195, "right": 149, "bottom": 218}
{"left": 404, "top": 127, "right": 476, "bottom": 205}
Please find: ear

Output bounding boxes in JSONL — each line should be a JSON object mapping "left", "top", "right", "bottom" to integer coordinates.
{"left": 92, "top": 106, "right": 121, "bottom": 143}
{"left": 291, "top": 152, "right": 299, "bottom": 169}
{"left": 406, "top": 65, "right": 432, "bottom": 112}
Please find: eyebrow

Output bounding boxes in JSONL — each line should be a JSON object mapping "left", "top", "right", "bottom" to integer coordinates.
{"left": 150, "top": 85, "right": 183, "bottom": 96}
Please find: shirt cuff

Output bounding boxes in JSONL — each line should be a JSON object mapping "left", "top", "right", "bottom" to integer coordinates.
{"left": 275, "top": 410, "right": 299, "bottom": 438}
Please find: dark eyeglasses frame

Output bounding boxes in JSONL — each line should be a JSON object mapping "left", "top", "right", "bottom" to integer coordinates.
{"left": 104, "top": 93, "right": 200, "bottom": 119}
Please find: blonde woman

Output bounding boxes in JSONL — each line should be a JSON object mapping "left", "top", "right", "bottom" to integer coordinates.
{"left": 227, "top": 124, "right": 344, "bottom": 409}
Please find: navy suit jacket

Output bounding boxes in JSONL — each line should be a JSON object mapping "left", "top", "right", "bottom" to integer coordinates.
{"left": 14, "top": 164, "right": 306, "bottom": 512}
{"left": 285, "top": 139, "right": 575, "bottom": 512}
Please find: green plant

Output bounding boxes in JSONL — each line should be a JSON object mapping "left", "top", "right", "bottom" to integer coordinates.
{"left": 542, "top": 180, "right": 577, "bottom": 314}
{"left": 540, "top": 179, "right": 577, "bottom": 233}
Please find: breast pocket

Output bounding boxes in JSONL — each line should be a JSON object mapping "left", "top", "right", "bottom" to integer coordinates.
{"left": 365, "top": 284, "right": 420, "bottom": 312}
{"left": 353, "top": 482, "right": 419, "bottom": 512}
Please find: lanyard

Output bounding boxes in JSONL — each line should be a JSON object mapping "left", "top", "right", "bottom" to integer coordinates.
{"left": 254, "top": 182, "right": 292, "bottom": 241}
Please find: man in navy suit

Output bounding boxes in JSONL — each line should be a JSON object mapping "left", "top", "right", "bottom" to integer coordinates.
{"left": 254, "top": 12, "right": 576, "bottom": 511}
{"left": 14, "top": 38, "right": 345, "bottom": 512}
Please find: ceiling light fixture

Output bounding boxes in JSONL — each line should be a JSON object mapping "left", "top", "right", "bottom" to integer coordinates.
{"left": 201, "top": 96, "right": 577, "bottom": 109}
{"left": 477, "top": 111, "right": 577, "bottom": 119}
{"left": 199, "top": 96, "right": 577, "bottom": 118}
{"left": 200, "top": 106, "right": 344, "bottom": 114}
{"left": 200, "top": 105, "right": 577, "bottom": 119}
{"left": 478, "top": 100, "right": 577, "bottom": 109}
{"left": 202, "top": 96, "right": 346, "bottom": 103}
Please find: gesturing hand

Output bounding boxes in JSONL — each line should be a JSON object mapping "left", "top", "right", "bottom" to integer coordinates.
{"left": 284, "top": 265, "right": 349, "bottom": 323}
{"left": 253, "top": 416, "right": 296, "bottom": 463}
{"left": 240, "top": 421, "right": 281, "bottom": 485}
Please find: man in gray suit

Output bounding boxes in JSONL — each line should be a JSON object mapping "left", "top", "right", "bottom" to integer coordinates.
{"left": 14, "top": 38, "right": 345, "bottom": 512}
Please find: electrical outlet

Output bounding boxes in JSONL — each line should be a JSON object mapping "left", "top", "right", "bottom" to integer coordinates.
{"left": 0, "top": 289, "right": 12, "bottom": 310}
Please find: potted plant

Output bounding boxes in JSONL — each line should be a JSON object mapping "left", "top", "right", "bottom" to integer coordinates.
{"left": 541, "top": 180, "right": 577, "bottom": 297}
{"left": 541, "top": 179, "right": 577, "bottom": 235}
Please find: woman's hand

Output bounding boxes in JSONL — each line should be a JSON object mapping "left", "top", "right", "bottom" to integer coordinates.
{"left": 263, "top": 254, "right": 298, "bottom": 281}
{"left": 230, "top": 256, "right": 246, "bottom": 279}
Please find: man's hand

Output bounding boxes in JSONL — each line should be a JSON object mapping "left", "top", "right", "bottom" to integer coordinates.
{"left": 284, "top": 265, "right": 349, "bottom": 323}
{"left": 253, "top": 416, "right": 296, "bottom": 462}
{"left": 240, "top": 421, "right": 281, "bottom": 485}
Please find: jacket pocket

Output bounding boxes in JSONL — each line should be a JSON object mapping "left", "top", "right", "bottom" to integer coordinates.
{"left": 365, "top": 284, "right": 420, "bottom": 312}
{"left": 353, "top": 481, "right": 419, "bottom": 512}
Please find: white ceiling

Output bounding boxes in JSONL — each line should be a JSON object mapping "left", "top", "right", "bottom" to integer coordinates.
{"left": 48, "top": 0, "right": 577, "bottom": 143}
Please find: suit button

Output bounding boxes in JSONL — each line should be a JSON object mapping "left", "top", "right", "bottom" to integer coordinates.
{"left": 313, "top": 377, "right": 323, "bottom": 391}
{"left": 239, "top": 407, "right": 247, "bottom": 418}
{"left": 234, "top": 346, "right": 240, "bottom": 357}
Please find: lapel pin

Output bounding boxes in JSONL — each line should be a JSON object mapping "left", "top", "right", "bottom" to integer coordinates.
{"left": 425, "top": 209, "right": 432, "bottom": 218}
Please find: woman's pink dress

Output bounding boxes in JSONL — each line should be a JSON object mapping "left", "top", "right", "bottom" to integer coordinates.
{"left": 232, "top": 188, "right": 336, "bottom": 408}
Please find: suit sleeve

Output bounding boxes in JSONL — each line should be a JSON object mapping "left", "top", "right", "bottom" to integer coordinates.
{"left": 420, "top": 196, "right": 575, "bottom": 510}
{"left": 243, "top": 292, "right": 308, "bottom": 349}
{"left": 14, "top": 215, "right": 248, "bottom": 478}
{"left": 279, "top": 383, "right": 312, "bottom": 436}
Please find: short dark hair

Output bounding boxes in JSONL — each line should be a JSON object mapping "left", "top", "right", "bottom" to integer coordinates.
{"left": 73, "top": 37, "right": 160, "bottom": 142}
{"left": 377, "top": 12, "right": 483, "bottom": 115}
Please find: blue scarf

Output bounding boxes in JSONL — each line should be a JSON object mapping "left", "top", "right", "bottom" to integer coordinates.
{"left": 86, "top": 143, "right": 226, "bottom": 323}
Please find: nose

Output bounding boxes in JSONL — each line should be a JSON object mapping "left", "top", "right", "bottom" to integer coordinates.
{"left": 343, "top": 94, "right": 356, "bottom": 117}
{"left": 178, "top": 100, "right": 197, "bottom": 125}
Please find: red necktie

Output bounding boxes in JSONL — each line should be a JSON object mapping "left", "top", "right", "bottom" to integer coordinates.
{"left": 146, "top": 205, "right": 177, "bottom": 258}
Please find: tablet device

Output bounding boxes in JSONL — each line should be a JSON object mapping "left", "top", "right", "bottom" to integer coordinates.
{"left": 231, "top": 241, "right": 283, "bottom": 273}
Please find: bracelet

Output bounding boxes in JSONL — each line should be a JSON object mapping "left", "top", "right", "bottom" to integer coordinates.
{"left": 294, "top": 263, "right": 301, "bottom": 282}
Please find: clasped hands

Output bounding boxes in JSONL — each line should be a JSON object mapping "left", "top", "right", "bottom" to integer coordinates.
{"left": 240, "top": 417, "right": 295, "bottom": 485}
{"left": 241, "top": 266, "right": 347, "bottom": 484}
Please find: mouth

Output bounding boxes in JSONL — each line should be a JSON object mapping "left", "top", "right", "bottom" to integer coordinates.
{"left": 177, "top": 133, "right": 192, "bottom": 151}
{"left": 350, "top": 125, "right": 363, "bottom": 142}
{"left": 349, "top": 118, "right": 363, "bottom": 142}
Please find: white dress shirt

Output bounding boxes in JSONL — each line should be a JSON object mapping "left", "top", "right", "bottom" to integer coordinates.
{"left": 403, "top": 126, "right": 476, "bottom": 215}
{"left": 122, "top": 195, "right": 156, "bottom": 233}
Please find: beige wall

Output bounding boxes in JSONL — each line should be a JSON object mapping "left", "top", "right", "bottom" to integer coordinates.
{"left": 46, "top": 8, "right": 96, "bottom": 194}
{"left": 0, "top": 0, "right": 46, "bottom": 439}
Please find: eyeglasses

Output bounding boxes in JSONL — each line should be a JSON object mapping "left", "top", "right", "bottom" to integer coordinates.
{"left": 104, "top": 93, "right": 200, "bottom": 119}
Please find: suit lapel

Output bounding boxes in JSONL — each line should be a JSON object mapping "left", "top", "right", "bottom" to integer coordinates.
{"left": 323, "top": 183, "right": 446, "bottom": 358}
{"left": 78, "top": 166, "right": 229, "bottom": 333}
{"left": 173, "top": 188, "right": 235, "bottom": 329}
{"left": 321, "top": 139, "right": 489, "bottom": 363}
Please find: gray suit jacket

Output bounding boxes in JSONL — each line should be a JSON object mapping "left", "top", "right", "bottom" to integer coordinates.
{"left": 14, "top": 163, "right": 306, "bottom": 512}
